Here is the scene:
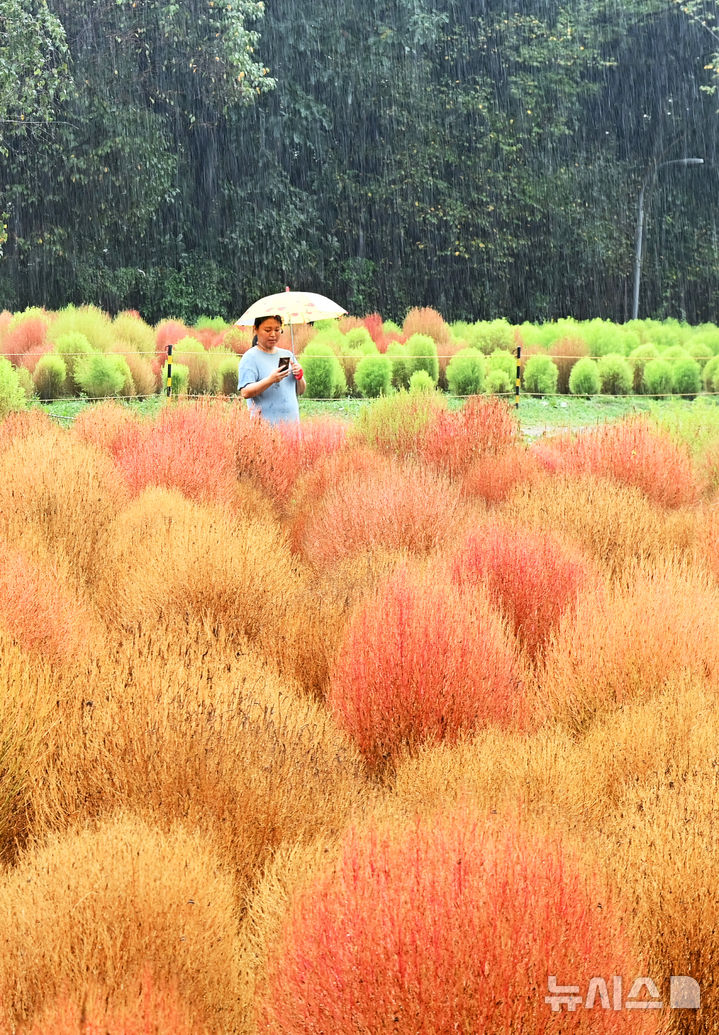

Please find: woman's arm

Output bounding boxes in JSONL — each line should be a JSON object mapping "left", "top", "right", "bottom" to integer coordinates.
{"left": 240, "top": 366, "right": 289, "bottom": 399}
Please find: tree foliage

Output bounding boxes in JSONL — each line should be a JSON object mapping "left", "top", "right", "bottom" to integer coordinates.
{"left": 0, "top": 0, "right": 717, "bottom": 322}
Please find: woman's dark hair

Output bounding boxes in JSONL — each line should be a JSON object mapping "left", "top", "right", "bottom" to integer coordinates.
{"left": 253, "top": 314, "right": 283, "bottom": 330}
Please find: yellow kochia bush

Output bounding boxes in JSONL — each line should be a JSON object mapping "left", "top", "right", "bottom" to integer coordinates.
{"left": 32, "top": 629, "right": 369, "bottom": 902}
{"left": 0, "top": 813, "right": 241, "bottom": 1033}
{"left": 0, "top": 424, "right": 129, "bottom": 587}
{"left": 94, "top": 486, "right": 303, "bottom": 650}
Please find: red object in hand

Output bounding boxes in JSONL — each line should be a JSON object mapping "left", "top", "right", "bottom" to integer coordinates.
{"left": 295, "top": 366, "right": 303, "bottom": 380}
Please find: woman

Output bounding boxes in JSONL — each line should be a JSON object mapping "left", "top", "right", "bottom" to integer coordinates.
{"left": 237, "top": 314, "right": 305, "bottom": 425}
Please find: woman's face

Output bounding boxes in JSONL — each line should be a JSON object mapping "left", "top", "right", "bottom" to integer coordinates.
{"left": 255, "top": 318, "right": 283, "bottom": 351}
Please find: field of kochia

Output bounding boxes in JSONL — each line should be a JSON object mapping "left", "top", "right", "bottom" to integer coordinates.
{"left": 1, "top": 304, "right": 719, "bottom": 410}
{"left": 1, "top": 343, "right": 719, "bottom": 1030}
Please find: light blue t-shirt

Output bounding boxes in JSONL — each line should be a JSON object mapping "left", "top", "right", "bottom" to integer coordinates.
{"left": 237, "top": 346, "right": 300, "bottom": 425}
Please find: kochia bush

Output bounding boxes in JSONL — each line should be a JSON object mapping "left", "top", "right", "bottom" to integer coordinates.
{"left": 32, "top": 354, "right": 67, "bottom": 401}
{"left": 300, "top": 342, "right": 347, "bottom": 398}
{"left": 421, "top": 395, "right": 521, "bottom": 478}
{"left": 328, "top": 564, "right": 523, "bottom": 768}
{"left": 522, "top": 353, "right": 558, "bottom": 394}
{"left": 0, "top": 357, "right": 26, "bottom": 419}
{"left": 671, "top": 356, "right": 702, "bottom": 397}
{"left": 561, "top": 417, "right": 701, "bottom": 508}
{"left": 597, "top": 352, "right": 633, "bottom": 395}
{"left": 449, "top": 522, "right": 593, "bottom": 661}
{"left": 628, "top": 342, "right": 659, "bottom": 393}
{"left": 404, "top": 333, "right": 439, "bottom": 384}
{"left": 260, "top": 812, "right": 656, "bottom": 1035}
{"left": 446, "top": 347, "right": 485, "bottom": 395}
{"left": 354, "top": 353, "right": 392, "bottom": 397}
{"left": 408, "top": 369, "right": 435, "bottom": 394}
{"left": 74, "top": 352, "right": 132, "bottom": 399}
{"left": 568, "top": 356, "right": 600, "bottom": 395}
{"left": 642, "top": 357, "right": 673, "bottom": 396}
{"left": 386, "top": 341, "right": 411, "bottom": 389}
{"left": 703, "top": 353, "right": 719, "bottom": 392}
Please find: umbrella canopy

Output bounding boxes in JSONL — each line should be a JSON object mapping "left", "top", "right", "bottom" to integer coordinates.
{"left": 235, "top": 290, "right": 347, "bottom": 327}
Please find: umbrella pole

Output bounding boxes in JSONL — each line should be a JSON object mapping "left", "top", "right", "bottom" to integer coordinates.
{"left": 289, "top": 321, "right": 295, "bottom": 359}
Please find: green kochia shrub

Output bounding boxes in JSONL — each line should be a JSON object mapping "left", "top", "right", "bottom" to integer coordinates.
{"left": 597, "top": 353, "right": 633, "bottom": 395}
{"left": 466, "top": 319, "right": 515, "bottom": 354}
{"left": 671, "top": 357, "right": 702, "bottom": 397}
{"left": 568, "top": 357, "right": 600, "bottom": 396}
{"left": 48, "top": 304, "right": 115, "bottom": 351}
{"left": 33, "top": 354, "right": 67, "bottom": 400}
{"left": 643, "top": 358, "right": 673, "bottom": 396}
{"left": 485, "top": 369, "right": 512, "bottom": 395}
{"left": 355, "top": 353, "right": 392, "bottom": 397}
{"left": 487, "top": 349, "right": 516, "bottom": 380}
{"left": 75, "top": 352, "right": 132, "bottom": 399}
{"left": 628, "top": 343, "right": 659, "bottom": 393}
{"left": 583, "top": 318, "right": 634, "bottom": 357}
{"left": 0, "top": 356, "right": 26, "bottom": 418}
{"left": 210, "top": 354, "right": 241, "bottom": 395}
{"left": 53, "top": 332, "right": 93, "bottom": 385}
{"left": 404, "top": 333, "right": 439, "bottom": 384}
{"left": 409, "top": 370, "right": 435, "bottom": 394}
{"left": 522, "top": 354, "right": 558, "bottom": 395}
{"left": 162, "top": 361, "right": 190, "bottom": 397}
{"left": 446, "top": 348, "right": 485, "bottom": 396}
{"left": 703, "top": 354, "right": 719, "bottom": 392}
{"left": 686, "top": 340, "right": 713, "bottom": 369}
{"left": 345, "top": 327, "right": 375, "bottom": 352}
{"left": 387, "top": 342, "right": 411, "bottom": 390}
{"left": 14, "top": 366, "right": 33, "bottom": 401}
{"left": 661, "top": 345, "right": 692, "bottom": 364}
{"left": 300, "top": 342, "right": 347, "bottom": 398}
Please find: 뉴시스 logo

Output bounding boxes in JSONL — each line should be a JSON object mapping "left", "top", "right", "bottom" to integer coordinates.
{"left": 545, "top": 974, "right": 700, "bottom": 1013}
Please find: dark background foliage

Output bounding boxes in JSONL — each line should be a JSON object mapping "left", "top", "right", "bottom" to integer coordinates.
{"left": 1, "top": 0, "right": 718, "bottom": 323}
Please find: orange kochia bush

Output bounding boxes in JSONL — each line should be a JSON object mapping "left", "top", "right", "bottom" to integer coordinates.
{"left": 296, "top": 457, "right": 467, "bottom": 568}
{"left": 259, "top": 811, "right": 661, "bottom": 1035}
{"left": 531, "top": 418, "right": 702, "bottom": 508}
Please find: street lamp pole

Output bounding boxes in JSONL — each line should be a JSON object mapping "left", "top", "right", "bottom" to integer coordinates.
{"left": 631, "top": 157, "right": 704, "bottom": 321}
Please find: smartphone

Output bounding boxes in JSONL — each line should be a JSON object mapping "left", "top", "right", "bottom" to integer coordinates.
{"left": 278, "top": 356, "right": 290, "bottom": 372}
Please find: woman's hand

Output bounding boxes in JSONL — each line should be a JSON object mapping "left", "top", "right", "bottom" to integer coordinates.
{"left": 269, "top": 366, "right": 290, "bottom": 385}
{"left": 291, "top": 360, "right": 304, "bottom": 380}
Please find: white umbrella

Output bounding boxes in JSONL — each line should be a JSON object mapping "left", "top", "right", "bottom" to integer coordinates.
{"left": 235, "top": 290, "right": 347, "bottom": 328}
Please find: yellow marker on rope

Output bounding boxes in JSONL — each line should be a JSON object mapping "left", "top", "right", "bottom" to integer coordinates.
{"left": 515, "top": 343, "right": 521, "bottom": 410}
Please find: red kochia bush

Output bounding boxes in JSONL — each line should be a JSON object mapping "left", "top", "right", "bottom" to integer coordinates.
{"left": 154, "top": 319, "right": 190, "bottom": 357}
{"left": 328, "top": 564, "right": 523, "bottom": 768}
{"left": 260, "top": 812, "right": 658, "bottom": 1035}
{"left": 298, "top": 458, "right": 465, "bottom": 567}
{"left": 449, "top": 522, "right": 594, "bottom": 661}
{"left": 228, "top": 410, "right": 348, "bottom": 509}
{"left": 111, "top": 401, "right": 238, "bottom": 505}
{"left": 547, "top": 418, "right": 701, "bottom": 508}
{"left": 287, "top": 444, "right": 384, "bottom": 552}
{"left": 0, "top": 318, "right": 48, "bottom": 365}
{"left": 421, "top": 395, "right": 521, "bottom": 478}
{"left": 361, "top": 312, "right": 389, "bottom": 352}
